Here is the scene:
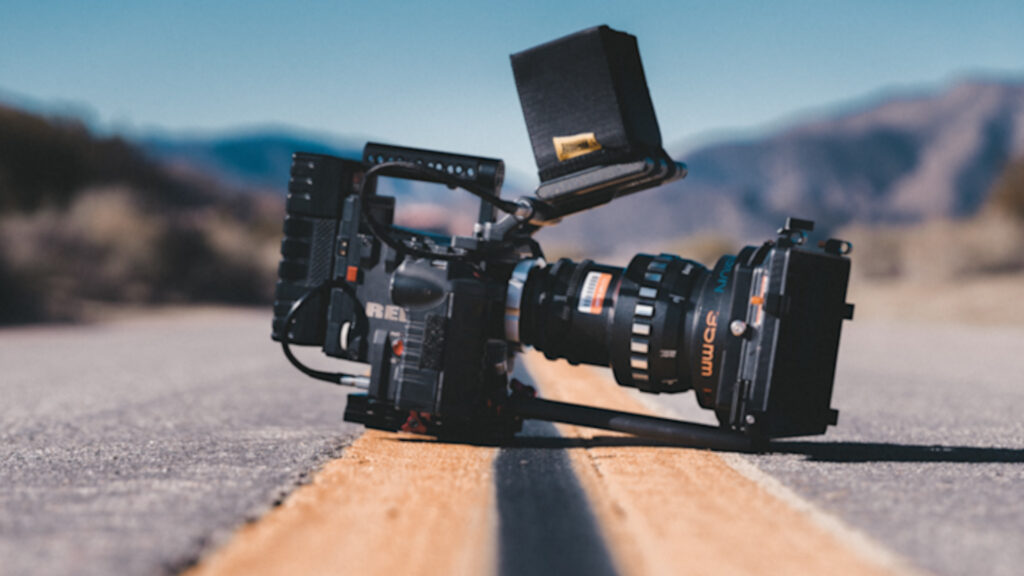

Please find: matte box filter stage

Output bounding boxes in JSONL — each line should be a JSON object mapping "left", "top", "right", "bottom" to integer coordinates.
{"left": 511, "top": 25, "right": 666, "bottom": 182}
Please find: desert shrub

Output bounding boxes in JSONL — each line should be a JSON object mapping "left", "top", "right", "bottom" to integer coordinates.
{"left": 839, "top": 213, "right": 1024, "bottom": 282}
{"left": 150, "top": 215, "right": 274, "bottom": 304}
{"left": 835, "top": 225, "right": 907, "bottom": 279}
{"left": 0, "top": 105, "right": 284, "bottom": 323}
{"left": 901, "top": 214, "right": 1024, "bottom": 280}
{"left": 986, "top": 158, "right": 1024, "bottom": 220}
{"left": 0, "top": 186, "right": 277, "bottom": 323}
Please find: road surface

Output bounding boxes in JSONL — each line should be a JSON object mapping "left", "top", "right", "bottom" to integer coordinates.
{"left": 1, "top": 309, "right": 1021, "bottom": 575}
{"left": 0, "top": 310, "right": 362, "bottom": 576}
{"left": 649, "top": 320, "right": 1024, "bottom": 576}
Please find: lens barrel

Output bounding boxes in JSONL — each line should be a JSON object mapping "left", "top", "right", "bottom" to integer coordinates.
{"left": 513, "top": 253, "right": 736, "bottom": 396}
{"left": 509, "top": 231, "right": 852, "bottom": 439}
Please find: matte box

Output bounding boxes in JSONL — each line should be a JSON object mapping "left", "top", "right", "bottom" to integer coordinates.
{"left": 511, "top": 25, "right": 664, "bottom": 182}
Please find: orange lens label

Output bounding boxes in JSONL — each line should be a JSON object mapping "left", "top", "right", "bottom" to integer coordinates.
{"left": 578, "top": 271, "right": 613, "bottom": 315}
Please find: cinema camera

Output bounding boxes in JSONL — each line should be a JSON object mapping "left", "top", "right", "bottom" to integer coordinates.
{"left": 272, "top": 26, "right": 854, "bottom": 450}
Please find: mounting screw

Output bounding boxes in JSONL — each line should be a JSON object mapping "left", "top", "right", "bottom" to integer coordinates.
{"left": 514, "top": 198, "right": 534, "bottom": 221}
{"left": 730, "top": 320, "right": 749, "bottom": 337}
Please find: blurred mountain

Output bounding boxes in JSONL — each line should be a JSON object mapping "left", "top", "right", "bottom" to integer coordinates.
{"left": 130, "top": 78, "right": 1024, "bottom": 258}
{"left": 140, "top": 131, "right": 362, "bottom": 193}
{"left": 3, "top": 75, "right": 1023, "bottom": 323}
{"left": 536, "top": 78, "right": 1024, "bottom": 255}
{"left": 0, "top": 104, "right": 284, "bottom": 324}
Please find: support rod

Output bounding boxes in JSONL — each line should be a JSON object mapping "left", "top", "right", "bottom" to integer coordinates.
{"left": 510, "top": 396, "right": 753, "bottom": 452}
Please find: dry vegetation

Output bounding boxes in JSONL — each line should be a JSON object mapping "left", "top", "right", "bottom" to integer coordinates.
{"left": 0, "top": 105, "right": 283, "bottom": 324}
{"left": 839, "top": 156, "right": 1024, "bottom": 282}
{"left": 838, "top": 157, "right": 1024, "bottom": 324}
{"left": 839, "top": 212, "right": 1024, "bottom": 281}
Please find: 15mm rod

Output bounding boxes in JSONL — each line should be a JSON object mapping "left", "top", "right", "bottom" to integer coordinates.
{"left": 510, "top": 396, "right": 753, "bottom": 452}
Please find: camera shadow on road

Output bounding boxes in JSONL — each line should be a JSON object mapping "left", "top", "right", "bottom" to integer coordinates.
{"left": 767, "top": 441, "right": 1024, "bottom": 463}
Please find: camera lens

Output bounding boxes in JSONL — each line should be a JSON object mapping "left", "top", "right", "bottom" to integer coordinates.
{"left": 509, "top": 252, "right": 751, "bottom": 408}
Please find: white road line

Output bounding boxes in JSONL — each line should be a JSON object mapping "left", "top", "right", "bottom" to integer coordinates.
{"left": 626, "top": 385, "right": 928, "bottom": 576}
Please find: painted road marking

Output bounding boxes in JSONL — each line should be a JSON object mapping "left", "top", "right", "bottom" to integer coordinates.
{"left": 521, "top": 350, "right": 914, "bottom": 576}
{"left": 187, "top": 351, "right": 919, "bottom": 576}
{"left": 185, "top": 429, "right": 497, "bottom": 576}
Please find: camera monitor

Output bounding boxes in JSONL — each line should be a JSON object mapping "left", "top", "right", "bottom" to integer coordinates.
{"left": 511, "top": 25, "right": 685, "bottom": 221}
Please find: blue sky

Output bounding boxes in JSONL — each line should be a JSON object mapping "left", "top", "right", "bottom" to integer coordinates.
{"left": 2, "top": 1, "right": 1022, "bottom": 183}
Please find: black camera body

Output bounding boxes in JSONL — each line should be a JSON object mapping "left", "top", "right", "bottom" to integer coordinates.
{"left": 273, "top": 145, "right": 530, "bottom": 438}
{"left": 271, "top": 26, "right": 854, "bottom": 449}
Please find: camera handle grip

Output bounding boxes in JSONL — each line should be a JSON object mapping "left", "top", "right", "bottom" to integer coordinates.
{"left": 508, "top": 395, "right": 753, "bottom": 452}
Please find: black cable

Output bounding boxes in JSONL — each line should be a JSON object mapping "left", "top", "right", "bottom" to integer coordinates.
{"left": 359, "top": 160, "right": 520, "bottom": 262}
{"left": 364, "top": 160, "right": 520, "bottom": 213}
{"left": 280, "top": 278, "right": 368, "bottom": 385}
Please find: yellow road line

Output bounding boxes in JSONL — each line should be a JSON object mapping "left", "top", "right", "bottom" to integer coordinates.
{"left": 522, "top": 350, "right": 909, "bottom": 576}
{"left": 186, "top": 430, "right": 497, "bottom": 576}
{"left": 188, "top": 351, "right": 917, "bottom": 576}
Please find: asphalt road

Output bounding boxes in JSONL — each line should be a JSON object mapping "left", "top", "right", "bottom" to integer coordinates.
{"left": 0, "top": 310, "right": 363, "bottom": 576}
{"left": 2, "top": 310, "right": 1022, "bottom": 575}
{"left": 650, "top": 319, "right": 1024, "bottom": 576}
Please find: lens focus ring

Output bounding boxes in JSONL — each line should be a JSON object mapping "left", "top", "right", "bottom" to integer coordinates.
{"left": 627, "top": 256, "right": 672, "bottom": 385}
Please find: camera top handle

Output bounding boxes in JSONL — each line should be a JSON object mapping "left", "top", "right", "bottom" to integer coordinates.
{"left": 363, "top": 143, "right": 509, "bottom": 226}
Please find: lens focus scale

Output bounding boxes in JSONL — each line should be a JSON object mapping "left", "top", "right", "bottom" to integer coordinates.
{"left": 610, "top": 254, "right": 704, "bottom": 393}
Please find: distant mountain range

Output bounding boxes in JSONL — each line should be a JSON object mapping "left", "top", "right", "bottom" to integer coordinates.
{"left": 135, "top": 78, "right": 1024, "bottom": 252}
{"left": 541, "top": 78, "right": 1024, "bottom": 253}
{"left": 141, "top": 131, "right": 362, "bottom": 192}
